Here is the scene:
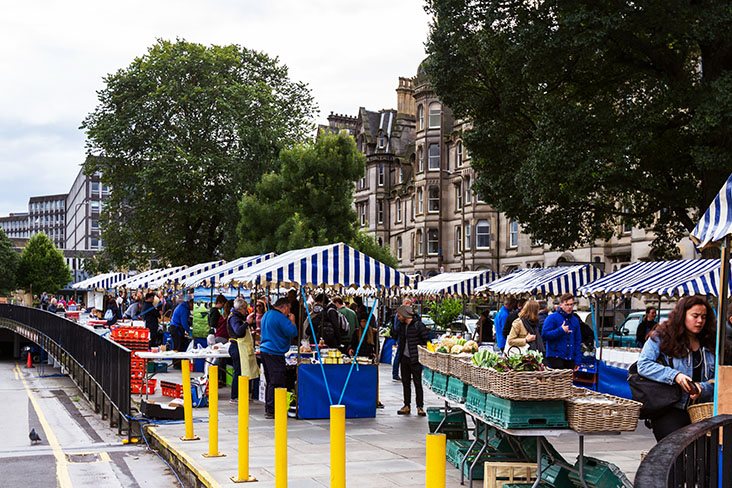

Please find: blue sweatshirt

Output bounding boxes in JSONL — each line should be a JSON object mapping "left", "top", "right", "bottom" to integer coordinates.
{"left": 260, "top": 309, "right": 298, "bottom": 356}
{"left": 494, "top": 306, "right": 510, "bottom": 349}
{"left": 170, "top": 301, "right": 191, "bottom": 335}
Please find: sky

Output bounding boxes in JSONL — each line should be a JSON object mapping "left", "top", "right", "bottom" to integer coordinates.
{"left": 0, "top": 0, "right": 432, "bottom": 215}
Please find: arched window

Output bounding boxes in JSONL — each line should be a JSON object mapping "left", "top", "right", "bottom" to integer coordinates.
{"left": 417, "top": 104, "right": 425, "bottom": 131}
{"left": 428, "top": 103, "right": 441, "bottom": 128}
{"left": 396, "top": 237, "right": 403, "bottom": 260}
{"left": 428, "top": 144, "right": 440, "bottom": 170}
{"left": 417, "top": 146, "right": 424, "bottom": 172}
{"left": 476, "top": 220, "right": 491, "bottom": 249}
{"left": 378, "top": 131, "right": 386, "bottom": 149}
{"left": 417, "top": 187, "right": 424, "bottom": 214}
{"left": 428, "top": 186, "right": 440, "bottom": 212}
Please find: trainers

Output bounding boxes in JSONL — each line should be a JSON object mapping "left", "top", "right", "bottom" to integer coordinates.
{"left": 397, "top": 405, "right": 411, "bottom": 415}
{"left": 417, "top": 407, "right": 426, "bottom": 417}
{"left": 264, "top": 412, "right": 275, "bottom": 419}
{"left": 392, "top": 377, "right": 401, "bottom": 382}
{"left": 229, "top": 399, "right": 238, "bottom": 404}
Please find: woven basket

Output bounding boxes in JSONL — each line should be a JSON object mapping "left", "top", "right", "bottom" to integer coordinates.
{"left": 466, "top": 363, "right": 493, "bottom": 393}
{"left": 566, "top": 387, "right": 641, "bottom": 433}
{"left": 417, "top": 346, "right": 436, "bottom": 371}
{"left": 688, "top": 402, "right": 714, "bottom": 424}
{"left": 448, "top": 354, "right": 473, "bottom": 380}
{"left": 489, "top": 368, "right": 573, "bottom": 401}
{"left": 434, "top": 351, "right": 451, "bottom": 375}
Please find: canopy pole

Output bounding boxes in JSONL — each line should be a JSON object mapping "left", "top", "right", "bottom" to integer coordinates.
{"left": 714, "top": 236, "right": 731, "bottom": 417}
{"left": 302, "top": 288, "right": 334, "bottom": 405}
{"left": 338, "top": 297, "right": 379, "bottom": 405}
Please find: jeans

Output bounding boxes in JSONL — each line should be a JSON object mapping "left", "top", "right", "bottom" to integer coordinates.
{"left": 229, "top": 341, "right": 241, "bottom": 400}
{"left": 546, "top": 357, "right": 575, "bottom": 369}
{"left": 392, "top": 343, "right": 401, "bottom": 379}
{"left": 400, "top": 356, "right": 424, "bottom": 408}
{"left": 651, "top": 408, "right": 691, "bottom": 441}
{"left": 261, "top": 352, "right": 287, "bottom": 415}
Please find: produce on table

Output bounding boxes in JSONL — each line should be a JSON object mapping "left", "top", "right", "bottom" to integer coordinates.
{"left": 433, "top": 335, "right": 479, "bottom": 354}
{"left": 470, "top": 349, "right": 545, "bottom": 372}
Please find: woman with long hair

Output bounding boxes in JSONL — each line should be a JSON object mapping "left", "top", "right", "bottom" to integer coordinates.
{"left": 349, "top": 314, "right": 377, "bottom": 359}
{"left": 506, "top": 300, "right": 545, "bottom": 356}
{"left": 637, "top": 296, "right": 716, "bottom": 441}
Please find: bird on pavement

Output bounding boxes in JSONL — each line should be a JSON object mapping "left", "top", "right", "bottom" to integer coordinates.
{"left": 29, "top": 428, "right": 42, "bottom": 445}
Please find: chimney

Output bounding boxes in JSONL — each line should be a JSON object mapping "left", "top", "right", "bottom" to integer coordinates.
{"left": 396, "top": 77, "right": 415, "bottom": 117}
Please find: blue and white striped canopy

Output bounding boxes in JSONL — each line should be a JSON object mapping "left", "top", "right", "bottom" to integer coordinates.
{"left": 476, "top": 264, "right": 604, "bottom": 298}
{"left": 578, "top": 259, "right": 731, "bottom": 298}
{"left": 181, "top": 254, "right": 275, "bottom": 288}
{"left": 116, "top": 266, "right": 187, "bottom": 289}
{"left": 691, "top": 173, "right": 732, "bottom": 250}
{"left": 147, "top": 260, "right": 227, "bottom": 289}
{"left": 71, "top": 272, "right": 129, "bottom": 290}
{"left": 415, "top": 270, "right": 500, "bottom": 297}
{"left": 220, "top": 243, "right": 415, "bottom": 289}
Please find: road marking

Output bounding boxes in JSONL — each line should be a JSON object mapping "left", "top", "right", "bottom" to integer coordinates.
{"left": 14, "top": 363, "right": 73, "bottom": 488}
{"left": 13, "top": 368, "right": 19, "bottom": 380}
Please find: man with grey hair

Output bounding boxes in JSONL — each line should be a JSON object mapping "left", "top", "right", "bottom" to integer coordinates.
{"left": 260, "top": 297, "right": 298, "bottom": 418}
{"left": 227, "top": 296, "right": 250, "bottom": 402}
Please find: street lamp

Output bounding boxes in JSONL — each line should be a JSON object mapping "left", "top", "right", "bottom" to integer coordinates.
{"left": 443, "top": 169, "right": 467, "bottom": 272}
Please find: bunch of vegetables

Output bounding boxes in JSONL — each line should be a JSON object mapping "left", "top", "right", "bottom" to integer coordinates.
{"left": 432, "top": 335, "right": 478, "bottom": 354}
{"left": 471, "top": 349, "right": 545, "bottom": 372}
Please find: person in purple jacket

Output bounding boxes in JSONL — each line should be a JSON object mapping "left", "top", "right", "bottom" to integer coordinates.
{"left": 260, "top": 297, "right": 298, "bottom": 419}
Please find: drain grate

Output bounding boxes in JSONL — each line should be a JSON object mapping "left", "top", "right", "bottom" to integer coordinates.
{"left": 66, "top": 452, "right": 101, "bottom": 463}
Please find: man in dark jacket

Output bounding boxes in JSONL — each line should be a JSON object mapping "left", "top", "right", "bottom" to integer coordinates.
{"left": 311, "top": 294, "right": 341, "bottom": 349}
{"left": 502, "top": 298, "right": 526, "bottom": 341}
{"left": 142, "top": 292, "right": 160, "bottom": 347}
{"left": 208, "top": 294, "right": 227, "bottom": 335}
{"left": 396, "top": 304, "right": 431, "bottom": 416}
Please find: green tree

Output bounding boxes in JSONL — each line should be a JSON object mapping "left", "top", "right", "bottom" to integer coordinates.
{"left": 0, "top": 229, "right": 19, "bottom": 295}
{"left": 82, "top": 39, "right": 317, "bottom": 268}
{"left": 427, "top": 298, "right": 463, "bottom": 330}
{"left": 238, "top": 132, "right": 397, "bottom": 267}
{"left": 425, "top": 1, "right": 732, "bottom": 257}
{"left": 16, "top": 233, "right": 72, "bottom": 294}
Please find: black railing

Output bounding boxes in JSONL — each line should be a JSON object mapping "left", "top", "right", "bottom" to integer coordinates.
{"left": 635, "top": 414, "right": 732, "bottom": 488}
{"left": 0, "top": 304, "right": 131, "bottom": 435}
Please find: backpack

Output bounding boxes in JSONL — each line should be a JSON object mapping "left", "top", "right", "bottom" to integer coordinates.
{"left": 334, "top": 311, "right": 350, "bottom": 335}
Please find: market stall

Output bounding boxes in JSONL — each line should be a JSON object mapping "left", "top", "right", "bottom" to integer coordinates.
{"left": 71, "top": 271, "right": 129, "bottom": 308}
{"left": 415, "top": 270, "right": 501, "bottom": 297}
{"left": 476, "top": 264, "right": 604, "bottom": 298}
{"left": 115, "top": 266, "right": 187, "bottom": 290}
{"left": 180, "top": 253, "right": 276, "bottom": 289}
{"left": 219, "top": 242, "right": 416, "bottom": 419}
{"left": 146, "top": 259, "right": 227, "bottom": 289}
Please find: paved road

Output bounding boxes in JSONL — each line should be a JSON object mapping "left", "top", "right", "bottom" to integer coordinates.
{"left": 0, "top": 359, "right": 180, "bottom": 487}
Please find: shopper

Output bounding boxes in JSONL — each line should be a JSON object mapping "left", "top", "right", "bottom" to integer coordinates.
{"left": 287, "top": 289, "right": 301, "bottom": 331}
{"left": 227, "top": 297, "right": 258, "bottom": 402}
{"left": 541, "top": 293, "right": 581, "bottom": 369}
{"left": 506, "top": 300, "right": 545, "bottom": 357}
{"left": 391, "top": 298, "right": 414, "bottom": 381}
{"left": 502, "top": 298, "right": 526, "bottom": 342}
{"left": 349, "top": 314, "right": 377, "bottom": 359}
{"left": 638, "top": 296, "right": 715, "bottom": 441}
{"left": 142, "top": 292, "right": 160, "bottom": 347}
{"left": 104, "top": 297, "right": 122, "bottom": 326}
{"left": 494, "top": 296, "right": 517, "bottom": 350}
{"left": 333, "top": 296, "right": 357, "bottom": 348}
{"left": 260, "top": 297, "right": 298, "bottom": 418}
{"left": 169, "top": 295, "right": 192, "bottom": 353}
{"left": 476, "top": 310, "right": 494, "bottom": 343}
{"left": 247, "top": 299, "right": 268, "bottom": 344}
{"left": 208, "top": 294, "right": 227, "bottom": 335}
{"left": 635, "top": 306, "right": 658, "bottom": 347}
{"left": 310, "top": 294, "right": 341, "bottom": 348}
{"left": 396, "top": 304, "right": 430, "bottom": 416}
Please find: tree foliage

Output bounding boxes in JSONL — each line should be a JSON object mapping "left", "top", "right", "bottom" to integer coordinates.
{"left": 427, "top": 297, "right": 463, "bottom": 330}
{"left": 238, "top": 132, "right": 397, "bottom": 267}
{"left": 425, "top": 0, "right": 732, "bottom": 257}
{"left": 16, "top": 233, "right": 71, "bottom": 294}
{"left": 82, "top": 39, "right": 317, "bottom": 268}
{"left": 0, "top": 229, "right": 19, "bottom": 295}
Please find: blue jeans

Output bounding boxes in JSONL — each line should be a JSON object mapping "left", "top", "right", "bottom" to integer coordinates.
{"left": 392, "top": 343, "right": 401, "bottom": 379}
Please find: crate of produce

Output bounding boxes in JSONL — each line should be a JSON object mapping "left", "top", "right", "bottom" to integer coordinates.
{"left": 483, "top": 461, "right": 537, "bottom": 488}
{"left": 489, "top": 369, "right": 573, "bottom": 401}
{"left": 565, "top": 387, "right": 641, "bottom": 433}
{"left": 422, "top": 367, "right": 434, "bottom": 389}
{"left": 160, "top": 380, "right": 183, "bottom": 398}
{"left": 567, "top": 457, "right": 632, "bottom": 488}
{"left": 446, "top": 376, "right": 469, "bottom": 403}
{"left": 484, "top": 393, "right": 568, "bottom": 429}
{"left": 147, "top": 361, "right": 168, "bottom": 374}
{"left": 418, "top": 346, "right": 437, "bottom": 371}
{"left": 466, "top": 386, "right": 487, "bottom": 416}
{"left": 432, "top": 371, "right": 448, "bottom": 396}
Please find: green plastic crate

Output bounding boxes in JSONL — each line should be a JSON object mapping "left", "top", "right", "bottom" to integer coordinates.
{"left": 461, "top": 452, "right": 521, "bottom": 480}
{"left": 466, "top": 386, "right": 486, "bottom": 416}
{"left": 484, "top": 393, "right": 568, "bottom": 429}
{"left": 520, "top": 436, "right": 568, "bottom": 468}
{"left": 147, "top": 361, "right": 168, "bottom": 373}
{"left": 432, "top": 372, "right": 448, "bottom": 396}
{"left": 541, "top": 464, "right": 574, "bottom": 488}
{"left": 446, "top": 439, "right": 480, "bottom": 467}
{"left": 567, "top": 457, "right": 632, "bottom": 488}
{"left": 422, "top": 368, "right": 433, "bottom": 389}
{"left": 502, "top": 484, "right": 551, "bottom": 488}
{"left": 427, "top": 407, "right": 468, "bottom": 440}
{"left": 446, "top": 376, "right": 468, "bottom": 403}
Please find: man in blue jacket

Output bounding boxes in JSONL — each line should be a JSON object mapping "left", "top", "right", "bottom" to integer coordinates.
{"left": 494, "top": 296, "right": 516, "bottom": 350}
{"left": 260, "top": 297, "right": 298, "bottom": 419}
{"left": 541, "top": 293, "right": 581, "bottom": 369}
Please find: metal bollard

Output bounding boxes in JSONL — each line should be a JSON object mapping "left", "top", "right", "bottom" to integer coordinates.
{"left": 275, "top": 388, "right": 288, "bottom": 488}
{"left": 181, "top": 359, "right": 199, "bottom": 441}
{"left": 330, "top": 405, "right": 346, "bottom": 488}
{"left": 231, "top": 376, "right": 257, "bottom": 483}
{"left": 426, "top": 433, "right": 446, "bottom": 488}
{"left": 203, "top": 365, "right": 224, "bottom": 457}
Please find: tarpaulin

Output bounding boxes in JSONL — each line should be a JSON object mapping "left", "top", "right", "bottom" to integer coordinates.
{"left": 297, "top": 363, "right": 377, "bottom": 419}
{"left": 597, "top": 360, "right": 632, "bottom": 400}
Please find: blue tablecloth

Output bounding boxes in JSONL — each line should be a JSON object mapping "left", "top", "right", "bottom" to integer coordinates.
{"left": 597, "top": 360, "right": 632, "bottom": 399}
{"left": 297, "top": 363, "right": 377, "bottom": 419}
{"left": 381, "top": 338, "right": 395, "bottom": 364}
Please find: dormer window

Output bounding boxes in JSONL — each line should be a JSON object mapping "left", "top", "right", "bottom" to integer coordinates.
{"left": 378, "top": 132, "right": 386, "bottom": 149}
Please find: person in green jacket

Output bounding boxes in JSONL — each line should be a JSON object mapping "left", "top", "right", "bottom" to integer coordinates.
{"left": 333, "top": 296, "right": 357, "bottom": 349}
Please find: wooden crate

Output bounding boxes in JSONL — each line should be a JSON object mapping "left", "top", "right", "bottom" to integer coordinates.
{"left": 483, "top": 461, "right": 537, "bottom": 488}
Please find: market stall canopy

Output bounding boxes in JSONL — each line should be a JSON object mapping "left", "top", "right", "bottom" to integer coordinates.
{"left": 71, "top": 272, "right": 129, "bottom": 290}
{"left": 147, "top": 259, "right": 226, "bottom": 289}
{"left": 181, "top": 254, "right": 275, "bottom": 288}
{"left": 219, "top": 242, "right": 416, "bottom": 289}
{"left": 115, "top": 266, "right": 186, "bottom": 289}
{"left": 578, "top": 259, "right": 732, "bottom": 298}
{"left": 415, "top": 270, "right": 500, "bottom": 296}
{"left": 475, "top": 264, "right": 603, "bottom": 298}
{"left": 690, "top": 173, "right": 732, "bottom": 250}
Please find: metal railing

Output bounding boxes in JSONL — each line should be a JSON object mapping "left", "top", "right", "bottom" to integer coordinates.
{"left": 0, "top": 304, "right": 131, "bottom": 435}
{"left": 634, "top": 414, "right": 732, "bottom": 487}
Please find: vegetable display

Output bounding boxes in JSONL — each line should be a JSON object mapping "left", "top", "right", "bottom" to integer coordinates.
{"left": 471, "top": 349, "right": 545, "bottom": 372}
{"left": 434, "top": 335, "right": 478, "bottom": 354}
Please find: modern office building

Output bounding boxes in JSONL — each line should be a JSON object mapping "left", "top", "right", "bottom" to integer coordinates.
{"left": 65, "top": 166, "right": 108, "bottom": 252}
{"left": 0, "top": 213, "right": 29, "bottom": 239}
{"left": 28, "top": 194, "right": 68, "bottom": 249}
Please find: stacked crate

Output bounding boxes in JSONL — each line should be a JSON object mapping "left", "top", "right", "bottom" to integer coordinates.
{"left": 111, "top": 326, "right": 154, "bottom": 395}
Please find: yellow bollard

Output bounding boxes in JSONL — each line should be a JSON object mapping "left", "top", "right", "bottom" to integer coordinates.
{"left": 203, "top": 366, "right": 224, "bottom": 457}
{"left": 275, "top": 388, "right": 288, "bottom": 488}
{"left": 425, "top": 433, "right": 446, "bottom": 488}
{"left": 330, "top": 405, "right": 346, "bottom": 488}
{"left": 231, "top": 376, "right": 257, "bottom": 483}
{"left": 181, "top": 359, "right": 199, "bottom": 441}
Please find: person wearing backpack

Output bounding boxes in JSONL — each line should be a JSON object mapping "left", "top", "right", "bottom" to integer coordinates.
{"left": 333, "top": 296, "right": 357, "bottom": 350}
{"left": 312, "top": 294, "right": 342, "bottom": 349}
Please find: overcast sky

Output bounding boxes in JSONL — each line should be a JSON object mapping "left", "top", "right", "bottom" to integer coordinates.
{"left": 0, "top": 0, "right": 431, "bottom": 215}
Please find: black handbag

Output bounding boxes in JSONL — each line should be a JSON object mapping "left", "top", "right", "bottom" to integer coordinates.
{"left": 627, "top": 355, "right": 682, "bottom": 419}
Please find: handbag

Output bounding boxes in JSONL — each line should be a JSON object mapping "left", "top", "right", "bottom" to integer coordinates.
{"left": 504, "top": 344, "right": 529, "bottom": 357}
{"left": 627, "top": 354, "right": 682, "bottom": 419}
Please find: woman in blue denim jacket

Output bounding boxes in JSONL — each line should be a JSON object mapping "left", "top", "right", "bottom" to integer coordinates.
{"left": 637, "top": 296, "right": 716, "bottom": 441}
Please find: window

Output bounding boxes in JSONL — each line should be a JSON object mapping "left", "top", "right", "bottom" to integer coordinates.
{"left": 91, "top": 201, "right": 100, "bottom": 213}
{"left": 378, "top": 132, "right": 386, "bottom": 149}
{"left": 378, "top": 164, "right": 385, "bottom": 186}
{"left": 91, "top": 182, "right": 99, "bottom": 195}
{"left": 416, "top": 230, "right": 423, "bottom": 256}
{"left": 411, "top": 196, "right": 415, "bottom": 221}
{"left": 377, "top": 200, "right": 384, "bottom": 224}
{"left": 428, "top": 186, "right": 440, "bottom": 212}
{"left": 428, "top": 103, "right": 441, "bottom": 128}
{"left": 456, "top": 182, "right": 462, "bottom": 210}
{"left": 377, "top": 237, "right": 383, "bottom": 246}
{"left": 359, "top": 176, "right": 366, "bottom": 190}
{"left": 102, "top": 184, "right": 110, "bottom": 195}
{"left": 417, "top": 146, "right": 424, "bottom": 172}
{"left": 395, "top": 198, "right": 402, "bottom": 223}
{"left": 456, "top": 141, "right": 463, "bottom": 166}
{"left": 465, "top": 176, "right": 472, "bottom": 204}
{"left": 359, "top": 203, "right": 366, "bottom": 226}
{"left": 397, "top": 237, "right": 403, "bottom": 260}
{"left": 417, "top": 187, "right": 424, "bottom": 214}
{"left": 417, "top": 104, "right": 424, "bottom": 131}
{"left": 428, "top": 144, "right": 440, "bottom": 170}
{"left": 476, "top": 220, "right": 491, "bottom": 249}
{"left": 91, "top": 219, "right": 99, "bottom": 230}
{"left": 91, "top": 238, "right": 99, "bottom": 249}
{"left": 46, "top": 201, "right": 50, "bottom": 211}
{"left": 509, "top": 220, "right": 519, "bottom": 248}
{"left": 399, "top": 167, "right": 404, "bottom": 184}
{"left": 427, "top": 229, "right": 439, "bottom": 255}
{"left": 455, "top": 225, "right": 462, "bottom": 254}
{"left": 465, "top": 223, "right": 471, "bottom": 250}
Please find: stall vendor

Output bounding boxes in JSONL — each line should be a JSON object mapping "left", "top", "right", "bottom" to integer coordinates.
{"left": 260, "top": 298, "right": 298, "bottom": 419}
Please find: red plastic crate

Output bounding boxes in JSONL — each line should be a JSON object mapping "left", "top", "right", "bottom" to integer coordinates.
{"left": 130, "top": 357, "right": 146, "bottom": 370}
{"left": 130, "top": 369, "right": 145, "bottom": 380}
{"left": 160, "top": 380, "right": 183, "bottom": 398}
{"left": 131, "top": 379, "right": 157, "bottom": 395}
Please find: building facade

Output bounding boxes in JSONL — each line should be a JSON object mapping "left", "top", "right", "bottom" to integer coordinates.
{"left": 28, "top": 194, "right": 68, "bottom": 249}
{"left": 65, "top": 167, "right": 108, "bottom": 252}
{"left": 0, "top": 213, "right": 29, "bottom": 239}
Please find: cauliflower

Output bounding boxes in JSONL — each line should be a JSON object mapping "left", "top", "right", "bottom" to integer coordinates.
{"left": 450, "top": 344, "right": 464, "bottom": 354}
{"left": 441, "top": 337, "right": 457, "bottom": 350}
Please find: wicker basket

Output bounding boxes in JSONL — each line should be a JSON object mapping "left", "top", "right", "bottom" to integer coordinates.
{"left": 489, "top": 368, "right": 573, "bottom": 401}
{"left": 448, "top": 354, "right": 473, "bottom": 380}
{"left": 465, "top": 363, "right": 493, "bottom": 393}
{"left": 417, "top": 346, "right": 436, "bottom": 371}
{"left": 688, "top": 402, "right": 714, "bottom": 424}
{"left": 566, "top": 387, "right": 641, "bottom": 433}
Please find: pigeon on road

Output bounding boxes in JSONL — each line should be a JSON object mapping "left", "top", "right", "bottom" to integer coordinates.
{"left": 29, "top": 428, "right": 42, "bottom": 445}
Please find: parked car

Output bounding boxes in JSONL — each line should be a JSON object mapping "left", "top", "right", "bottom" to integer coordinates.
{"left": 609, "top": 310, "right": 671, "bottom": 347}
